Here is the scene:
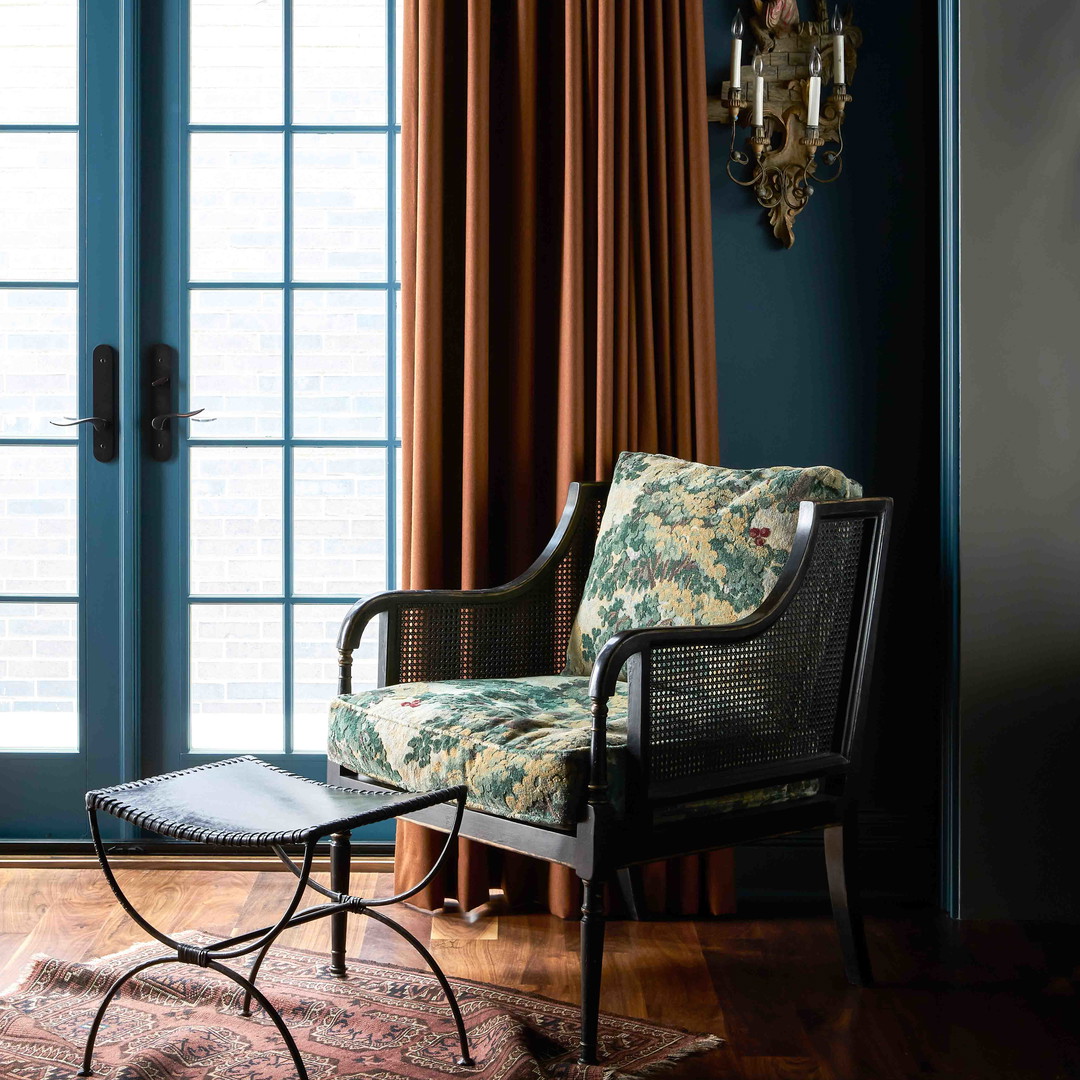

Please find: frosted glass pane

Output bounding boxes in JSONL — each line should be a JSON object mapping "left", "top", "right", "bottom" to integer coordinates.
{"left": 190, "top": 133, "right": 284, "bottom": 282}
{"left": 293, "top": 134, "right": 386, "bottom": 282}
{"left": 0, "top": 446, "right": 77, "bottom": 595}
{"left": 189, "top": 603, "right": 283, "bottom": 753}
{"left": 190, "top": 447, "right": 283, "bottom": 595}
{"left": 0, "top": 602, "right": 78, "bottom": 752}
{"left": 395, "top": 445, "right": 402, "bottom": 585}
{"left": 293, "top": 448, "right": 385, "bottom": 595}
{"left": 394, "top": 131, "right": 401, "bottom": 282}
{"left": 190, "top": 289, "right": 283, "bottom": 438}
{"left": 293, "top": 290, "right": 385, "bottom": 438}
{"left": 394, "top": 289, "right": 401, "bottom": 436}
{"left": 0, "top": 133, "right": 77, "bottom": 282}
{"left": 0, "top": 289, "right": 77, "bottom": 437}
{"left": 293, "top": 0, "right": 386, "bottom": 125}
{"left": 0, "top": 0, "right": 78, "bottom": 124}
{"left": 190, "top": 0, "right": 283, "bottom": 125}
{"left": 292, "top": 603, "right": 377, "bottom": 752}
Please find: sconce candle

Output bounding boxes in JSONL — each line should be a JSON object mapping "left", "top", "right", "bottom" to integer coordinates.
{"left": 752, "top": 51, "right": 765, "bottom": 127}
{"left": 832, "top": 7, "right": 846, "bottom": 84}
{"left": 807, "top": 46, "right": 822, "bottom": 127}
{"left": 730, "top": 11, "right": 744, "bottom": 89}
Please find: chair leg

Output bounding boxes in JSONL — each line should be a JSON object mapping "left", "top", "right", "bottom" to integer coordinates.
{"left": 329, "top": 830, "right": 351, "bottom": 977}
{"left": 578, "top": 877, "right": 605, "bottom": 1065}
{"left": 824, "top": 817, "right": 873, "bottom": 986}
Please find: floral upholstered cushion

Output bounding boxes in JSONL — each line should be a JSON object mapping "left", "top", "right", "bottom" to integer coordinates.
{"left": 328, "top": 674, "right": 818, "bottom": 829}
{"left": 564, "top": 452, "right": 862, "bottom": 677}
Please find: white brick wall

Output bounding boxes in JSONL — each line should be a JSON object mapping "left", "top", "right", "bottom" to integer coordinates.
{"left": 189, "top": 603, "right": 284, "bottom": 752}
{"left": 0, "top": 0, "right": 78, "bottom": 125}
{"left": 190, "top": 0, "right": 284, "bottom": 125}
{"left": 190, "top": 447, "right": 284, "bottom": 595}
{"left": 293, "top": 134, "right": 387, "bottom": 282}
{"left": 190, "top": 133, "right": 284, "bottom": 282}
{"left": 0, "top": 602, "right": 78, "bottom": 751}
{"left": 0, "top": 289, "right": 77, "bottom": 436}
{"left": 0, "top": 446, "right": 77, "bottom": 595}
{"left": 0, "top": 132, "right": 78, "bottom": 281}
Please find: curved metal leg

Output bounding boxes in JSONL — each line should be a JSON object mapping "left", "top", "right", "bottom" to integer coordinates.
{"left": 240, "top": 935, "right": 277, "bottom": 1017}
{"left": 77, "top": 956, "right": 176, "bottom": 1076}
{"left": 207, "top": 960, "right": 309, "bottom": 1080}
{"left": 362, "top": 907, "right": 473, "bottom": 1067}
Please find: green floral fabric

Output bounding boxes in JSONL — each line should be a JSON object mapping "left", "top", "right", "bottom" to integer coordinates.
{"left": 328, "top": 674, "right": 818, "bottom": 829}
{"left": 565, "top": 452, "right": 862, "bottom": 677}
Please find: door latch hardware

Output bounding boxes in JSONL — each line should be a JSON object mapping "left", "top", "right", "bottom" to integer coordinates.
{"left": 147, "top": 345, "right": 217, "bottom": 460}
{"left": 50, "top": 345, "right": 117, "bottom": 462}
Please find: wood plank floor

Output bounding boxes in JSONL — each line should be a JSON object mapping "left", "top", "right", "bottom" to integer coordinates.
{"left": 2, "top": 869, "right": 1079, "bottom": 1079}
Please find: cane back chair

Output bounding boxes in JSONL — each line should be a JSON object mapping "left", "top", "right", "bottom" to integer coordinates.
{"left": 326, "top": 452, "right": 891, "bottom": 1065}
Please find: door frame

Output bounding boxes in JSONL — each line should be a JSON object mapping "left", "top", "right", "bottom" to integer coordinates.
{"left": 937, "top": 0, "right": 961, "bottom": 919}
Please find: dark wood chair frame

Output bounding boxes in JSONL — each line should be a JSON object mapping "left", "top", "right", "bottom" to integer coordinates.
{"left": 327, "top": 482, "right": 892, "bottom": 1065}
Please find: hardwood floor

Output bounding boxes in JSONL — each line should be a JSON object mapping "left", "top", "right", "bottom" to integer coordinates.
{"left": 1, "top": 868, "right": 1078, "bottom": 1079}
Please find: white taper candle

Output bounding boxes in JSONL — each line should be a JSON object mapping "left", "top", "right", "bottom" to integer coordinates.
{"left": 832, "top": 7, "right": 846, "bottom": 84}
{"left": 730, "top": 11, "right": 744, "bottom": 90}
{"left": 808, "top": 46, "right": 822, "bottom": 127}
{"left": 753, "top": 51, "right": 765, "bottom": 126}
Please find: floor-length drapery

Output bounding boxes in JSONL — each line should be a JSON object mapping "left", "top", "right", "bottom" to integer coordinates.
{"left": 397, "top": 0, "right": 729, "bottom": 919}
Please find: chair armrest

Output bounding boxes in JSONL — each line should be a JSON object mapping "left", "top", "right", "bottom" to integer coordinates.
{"left": 584, "top": 498, "right": 892, "bottom": 805}
{"left": 336, "top": 481, "right": 609, "bottom": 690}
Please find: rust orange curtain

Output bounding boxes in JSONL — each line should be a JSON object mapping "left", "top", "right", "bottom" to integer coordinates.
{"left": 397, "top": 0, "right": 730, "bottom": 919}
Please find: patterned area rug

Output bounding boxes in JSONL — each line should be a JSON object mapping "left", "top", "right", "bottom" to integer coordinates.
{"left": 0, "top": 932, "right": 722, "bottom": 1078}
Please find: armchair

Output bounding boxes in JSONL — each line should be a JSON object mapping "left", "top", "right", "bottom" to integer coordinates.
{"left": 326, "top": 453, "right": 891, "bottom": 1065}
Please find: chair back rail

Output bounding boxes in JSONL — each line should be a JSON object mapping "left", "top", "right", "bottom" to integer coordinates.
{"left": 620, "top": 498, "right": 891, "bottom": 809}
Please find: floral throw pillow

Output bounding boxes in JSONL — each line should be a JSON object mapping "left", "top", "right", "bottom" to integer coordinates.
{"left": 564, "top": 451, "right": 861, "bottom": 677}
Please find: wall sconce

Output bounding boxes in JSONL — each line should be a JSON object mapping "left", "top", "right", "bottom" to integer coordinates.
{"left": 710, "top": 2, "right": 860, "bottom": 248}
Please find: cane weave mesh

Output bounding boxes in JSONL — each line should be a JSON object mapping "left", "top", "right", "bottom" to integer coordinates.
{"left": 645, "top": 517, "right": 867, "bottom": 792}
{"left": 395, "top": 491, "right": 606, "bottom": 684}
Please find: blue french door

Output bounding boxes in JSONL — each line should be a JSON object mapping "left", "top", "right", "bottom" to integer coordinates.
{"left": 0, "top": 1, "right": 134, "bottom": 839}
{"left": 138, "top": 0, "right": 401, "bottom": 839}
{"left": 0, "top": 0, "right": 401, "bottom": 842}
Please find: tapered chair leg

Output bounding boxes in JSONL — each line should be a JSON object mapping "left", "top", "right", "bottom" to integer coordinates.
{"left": 578, "top": 877, "right": 605, "bottom": 1065}
{"left": 329, "top": 830, "right": 351, "bottom": 977}
{"left": 824, "top": 817, "right": 873, "bottom": 986}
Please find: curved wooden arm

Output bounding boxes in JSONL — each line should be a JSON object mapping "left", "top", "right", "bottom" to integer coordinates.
{"left": 336, "top": 482, "right": 610, "bottom": 683}
{"left": 583, "top": 498, "right": 891, "bottom": 808}
{"left": 587, "top": 498, "right": 891, "bottom": 701}
{"left": 337, "top": 481, "right": 607, "bottom": 652}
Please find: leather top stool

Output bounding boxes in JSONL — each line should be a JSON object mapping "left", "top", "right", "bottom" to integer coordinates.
{"left": 79, "top": 756, "right": 472, "bottom": 1079}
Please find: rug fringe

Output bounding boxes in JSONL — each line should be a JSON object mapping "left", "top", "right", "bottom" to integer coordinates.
{"left": 0, "top": 953, "right": 52, "bottom": 998}
{"left": 1, "top": 937, "right": 164, "bottom": 998}
{"left": 601, "top": 1034, "right": 724, "bottom": 1080}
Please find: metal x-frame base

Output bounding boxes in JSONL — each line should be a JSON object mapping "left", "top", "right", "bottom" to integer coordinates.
{"left": 78, "top": 794, "right": 473, "bottom": 1079}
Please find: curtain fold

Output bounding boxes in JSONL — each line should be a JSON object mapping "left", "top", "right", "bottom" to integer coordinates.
{"left": 398, "top": 0, "right": 727, "bottom": 919}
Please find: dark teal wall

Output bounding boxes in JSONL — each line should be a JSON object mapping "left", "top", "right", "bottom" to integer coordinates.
{"left": 704, "top": 4, "right": 941, "bottom": 901}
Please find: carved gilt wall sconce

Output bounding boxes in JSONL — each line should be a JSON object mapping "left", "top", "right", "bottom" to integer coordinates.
{"left": 709, "top": 2, "right": 860, "bottom": 248}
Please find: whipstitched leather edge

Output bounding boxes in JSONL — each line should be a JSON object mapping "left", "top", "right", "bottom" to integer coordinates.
{"left": 85, "top": 756, "right": 465, "bottom": 848}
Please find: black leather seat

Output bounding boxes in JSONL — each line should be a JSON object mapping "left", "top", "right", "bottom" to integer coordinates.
{"left": 86, "top": 756, "right": 464, "bottom": 848}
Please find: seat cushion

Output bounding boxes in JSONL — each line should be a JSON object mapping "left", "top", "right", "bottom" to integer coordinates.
{"left": 328, "top": 675, "right": 818, "bottom": 829}
{"left": 565, "top": 452, "right": 861, "bottom": 677}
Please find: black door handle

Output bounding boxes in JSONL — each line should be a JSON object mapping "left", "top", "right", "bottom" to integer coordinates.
{"left": 50, "top": 345, "right": 116, "bottom": 462}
